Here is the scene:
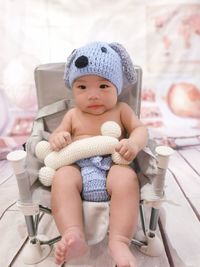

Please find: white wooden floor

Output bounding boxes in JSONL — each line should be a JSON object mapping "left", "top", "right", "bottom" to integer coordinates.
{"left": 0, "top": 145, "right": 200, "bottom": 267}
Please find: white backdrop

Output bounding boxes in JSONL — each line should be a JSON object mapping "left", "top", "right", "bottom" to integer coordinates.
{"left": 0, "top": 0, "right": 200, "bottom": 154}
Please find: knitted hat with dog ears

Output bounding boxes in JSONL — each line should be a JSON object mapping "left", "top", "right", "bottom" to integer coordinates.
{"left": 64, "top": 41, "right": 137, "bottom": 95}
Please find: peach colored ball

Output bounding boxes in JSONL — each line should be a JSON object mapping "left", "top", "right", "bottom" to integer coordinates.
{"left": 167, "top": 82, "right": 200, "bottom": 118}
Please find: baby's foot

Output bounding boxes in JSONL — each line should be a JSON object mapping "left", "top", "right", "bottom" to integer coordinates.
{"left": 109, "top": 238, "right": 137, "bottom": 267}
{"left": 55, "top": 229, "right": 89, "bottom": 265}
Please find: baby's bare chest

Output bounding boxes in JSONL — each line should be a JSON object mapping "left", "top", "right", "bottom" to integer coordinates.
{"left": 71, "top": 111, "right": 125, "bottom": 139}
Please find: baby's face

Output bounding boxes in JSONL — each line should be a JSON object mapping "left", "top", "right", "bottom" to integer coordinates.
{"left": 72, "top": 75, "right": 118, "bottom": 115}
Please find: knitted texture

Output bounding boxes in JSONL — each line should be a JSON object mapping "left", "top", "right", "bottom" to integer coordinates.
{"left": 35, "top": 122, "right": 131, "bottom": 187}
{"left": 110, "top": 43, "right": 137, "bottom": 86}
{"left": 44, "top": 136, "right": 119, "bottom": 169}
{"left": 64, "top": 41, "right": 137, "bottom": 95}
{"left": 77, "top": 156, "right": 112, "bottom": 202}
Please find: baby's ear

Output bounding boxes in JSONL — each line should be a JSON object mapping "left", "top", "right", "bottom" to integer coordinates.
{"left": 64, "top": 49, "right": 77, "bottom": 88}
{"left": 109, "top": 42, "right": 137, "bottom": 86}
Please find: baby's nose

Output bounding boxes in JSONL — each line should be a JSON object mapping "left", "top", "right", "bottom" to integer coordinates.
{"left": 88, "top": 90, "right": 100, "bottom": 100}
{"left": 88, "top": 94, "right": 99, "bottom": 100}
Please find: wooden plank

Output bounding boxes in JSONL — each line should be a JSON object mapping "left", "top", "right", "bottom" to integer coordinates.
{"left": 0, "top": 160, "right": 170, "bottom": 267}
{"left": 59, "top": 209, "right": 170, "bottom": 267}
{"left": 12, "top": 239, "right": 114, "bottom": 267}
{"left": 0, "top": 211, "right": 27, "bottom": 267}
{"left": 159, "top": 170, "right": 200, "bottom": 267}
{"left": 178, "top": 147, "right": 200, "bottom": 175}
{"left": 64, "top": 203, "right": 171, "bottom": 267}
{"left": 132, "top": 205, "right": 170, "bottom": 267}
{"left": 130, "top": 242, "right": 170, "bottom": 267}
{"left": 48, "top": 235, "right": 170, "bottom": 267}
{"left": 0, "top": 175, "right": 18, "bottom": 217}
{"left": 2, "top": 173, "right": 170, "bottom": 266}
{"left": 12, "top": 214, "right": 115, "bottom": 267}
{"left": 0, "top": 160, "right": 19, "bottom": 217}
{"left": 12, "top": 213, "right": 57, "bottom": 267}
{"left": 0, "top": 160, "right": 13, "bottom": 184}
{"left": 168, "top": 150, "right": 200, "bottom": 215}
{"left": 65, "top": 236, "right": 115, "bottom": 267}
{"left": 66, "top": 233, "right": 170, "bottom": 267}
{"left": 12, "top": 212, "right": 170, "bottom": 267}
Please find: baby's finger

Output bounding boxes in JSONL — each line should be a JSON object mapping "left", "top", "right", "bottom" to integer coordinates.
{"left": 63, "top": 132, "right": 72, "bottom": 144}
{"left": 51, "top": 141, "right": 60, "bottom": 151}
{"left": 58, "top": 136, "right": 68, "bottom": 148}
{"left": 119, "top": 149, "right": 129, "bottom": 160}
{"left": 115, "top": 142, "right": 123, "bottom": 152}
{"left": 53, "top": 136, "right": 64, "bottom": 150}
{"left": 123, "top": 151, "right": 132, "bottom": 161}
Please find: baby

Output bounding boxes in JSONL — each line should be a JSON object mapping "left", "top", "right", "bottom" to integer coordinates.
{"left": 49, "top": 41, "right": 148, "bottom": 267}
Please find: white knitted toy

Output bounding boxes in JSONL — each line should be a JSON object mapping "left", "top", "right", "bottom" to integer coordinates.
{"left": 35, "top": 121, "right": 130, "bottom": 186}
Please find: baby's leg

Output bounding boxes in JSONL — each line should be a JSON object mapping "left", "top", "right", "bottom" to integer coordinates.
{"left": 107, "top": 165, "right": 139, "bottom": 267}
{"left": 51, "top": 165, "right": 88, "bottom": 265}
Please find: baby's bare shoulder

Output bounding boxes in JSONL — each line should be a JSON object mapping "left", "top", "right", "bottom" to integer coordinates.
{"left": 117, "top": 102, "right": 131, "bottom": 110}
{"left": 63, "top": 107, "right": 76, "bottom": 118}
{"left": 61, "top": 108, "right": 76, "bottom": 125}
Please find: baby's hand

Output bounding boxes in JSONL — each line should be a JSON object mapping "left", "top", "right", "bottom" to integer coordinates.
{"left": 49, "top": 131, "right": 72, "bottom": 151}
{"left": 115, "top": 138, "right": 139, "bottom": 162}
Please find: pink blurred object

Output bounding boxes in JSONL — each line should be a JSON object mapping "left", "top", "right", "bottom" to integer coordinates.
{"left": 141, "top": 89, "right": 156, "bottom": 102}
{"left": 0, "top": 115, "right": 35, "bottom": 159}
{"left": 0, "top": 90, "right": 10, "bottom": 134}
{"left": 140, "top": 106, "right": 161, "bottom": 119}
{"left": 183, "top": 14, "right": 200, "bottom": 35}
{"left": 179, "top": 14, "right": 200, "bottom": 48}
{"left": 0, "top": 137, "right": 22, "bottom": 160}
{"left": 9, "top": 117, "right": 34, "bottom": 136}
{"left": 167, "top": 82, "right": 200, "bottom": 118}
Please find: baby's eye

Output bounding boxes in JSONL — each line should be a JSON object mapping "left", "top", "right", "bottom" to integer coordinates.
{"left": 78, "top": 85, "right": 86, "bottom": 89}
{"left": 99, "top": 84, "right": 109, "bottom": 89}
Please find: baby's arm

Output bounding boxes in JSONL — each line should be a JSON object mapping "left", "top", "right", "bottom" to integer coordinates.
{"left": 49, "top": 109, "right": 73, "bottom": 151}
{"left": 115, "top": 103, "right": 148, "bottom": 162}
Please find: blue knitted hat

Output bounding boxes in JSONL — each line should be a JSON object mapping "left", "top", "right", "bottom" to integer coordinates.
{"left": 64, "top": 41, "right": 137, "bottom": 95}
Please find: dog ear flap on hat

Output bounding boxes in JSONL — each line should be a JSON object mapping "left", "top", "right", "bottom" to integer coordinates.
{"left": 64, "top": 49, "right": 77, "bottom": 88}
{"left": 109, "top": 42, "right": 137, "bottom": 86}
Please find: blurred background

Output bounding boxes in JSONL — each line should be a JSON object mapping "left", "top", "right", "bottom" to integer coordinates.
{"left": 0, "top": 0, "right": 200, "bottom": 158}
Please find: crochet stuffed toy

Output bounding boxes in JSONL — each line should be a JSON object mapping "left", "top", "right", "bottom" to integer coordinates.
{"left": 35, "top": 121, "right": 130, "bottom": 186}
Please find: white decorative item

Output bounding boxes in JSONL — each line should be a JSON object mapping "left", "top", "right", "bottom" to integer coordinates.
{"left": 140, "top": 145, "right": 174, "bottom": 204}
{"left": 35, "top": 141, "right": 52, "bottom": 161}
{"left": 155, "top": 146, "right": 174, "bottom": 169}
{"left": 35, "top": 121, "right": 130, "bottom": 186}
{"left": 7, "top": 150, "right": 27, "bottom": 175}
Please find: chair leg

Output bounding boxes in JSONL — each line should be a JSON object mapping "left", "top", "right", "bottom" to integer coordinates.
{"left": 139, "top": 202, "right": 147, "bottom": 235}
{"left": 149, "top": 207, "right": 160, "bottom": 237}
{"left": 25, "top": 215, "right": 37, "bottom": 238}
{"left": 131, "top": 202, "right": 148, "bottom": 247}
{"left": 133, "top": 205, "right": 164, "bottom": 257}
{"left": 20, "top": 212, "right": 52, "bottom": 264}
{"left": 7, "top": 150, "right": 54, "bottom": 264}
{"left": 132, "top": 190, "right": 164, "bottom": 255}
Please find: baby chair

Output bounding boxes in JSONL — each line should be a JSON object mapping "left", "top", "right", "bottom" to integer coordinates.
{"left": 7, "top": 62, "right": 173, "bottom": 265}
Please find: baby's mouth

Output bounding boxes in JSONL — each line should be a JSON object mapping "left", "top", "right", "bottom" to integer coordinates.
{"left": 87, "top": 105, "right": 104, "bottom": 109}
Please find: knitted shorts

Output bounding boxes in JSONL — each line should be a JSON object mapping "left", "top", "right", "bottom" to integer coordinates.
{"left": 76, "top": 156, "right": 112, "bottom": 202}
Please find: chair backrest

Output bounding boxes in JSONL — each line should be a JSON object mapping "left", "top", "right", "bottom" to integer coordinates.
{"left": 34, "top": 63, "right": 142, "bottom": 132}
